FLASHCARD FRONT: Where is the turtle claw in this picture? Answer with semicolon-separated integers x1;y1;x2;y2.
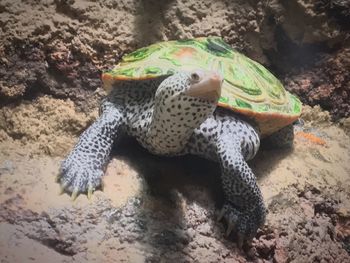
100;179;105;191
59;182;68;195
226;221;235;237
217;207;225;222
60;153;105;201
55;174;60;183
218;202;266;248
87;186;94;200
71;188;79;201
237;233;244;249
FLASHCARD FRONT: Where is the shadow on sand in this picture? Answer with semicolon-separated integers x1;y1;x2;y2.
110;136;293;257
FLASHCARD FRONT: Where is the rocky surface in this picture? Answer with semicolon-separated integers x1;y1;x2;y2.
1;0;350;262
1;0;349;117
285;47;350;119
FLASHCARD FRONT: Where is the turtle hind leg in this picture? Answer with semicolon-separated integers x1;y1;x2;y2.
261;124;294;149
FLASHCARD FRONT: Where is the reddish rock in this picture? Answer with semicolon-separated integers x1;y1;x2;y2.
285;47;350;119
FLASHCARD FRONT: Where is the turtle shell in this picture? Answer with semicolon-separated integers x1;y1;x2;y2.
102;37;302;136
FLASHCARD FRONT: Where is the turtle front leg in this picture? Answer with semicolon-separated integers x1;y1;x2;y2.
216;133;266;247
59;102;123;199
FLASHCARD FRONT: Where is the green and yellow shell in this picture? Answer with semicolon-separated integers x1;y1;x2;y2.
102;37;302;136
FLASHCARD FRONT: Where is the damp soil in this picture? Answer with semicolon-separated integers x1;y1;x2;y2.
1;0;350;262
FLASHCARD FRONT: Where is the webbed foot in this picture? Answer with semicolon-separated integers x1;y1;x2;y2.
217;202;266;248
58;153;104;200
57;106;122;200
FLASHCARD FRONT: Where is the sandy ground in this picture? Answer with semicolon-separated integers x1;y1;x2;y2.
0;97;350;262
1;0;350;262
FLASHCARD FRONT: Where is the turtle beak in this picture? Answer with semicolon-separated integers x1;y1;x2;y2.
184;71;223;101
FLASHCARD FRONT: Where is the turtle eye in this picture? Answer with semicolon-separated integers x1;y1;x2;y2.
190;72;201;83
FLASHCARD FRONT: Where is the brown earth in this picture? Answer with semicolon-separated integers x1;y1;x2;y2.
1;0;349;117
0;97;350;262
1;0;350;262
284;47;350;120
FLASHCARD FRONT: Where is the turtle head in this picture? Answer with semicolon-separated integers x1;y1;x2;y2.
147;70;223;155
156;69;222;104
184;70;223;101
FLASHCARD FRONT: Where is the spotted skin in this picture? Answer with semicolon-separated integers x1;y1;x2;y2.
60;72;292;245
184;109;265;241
60;104;122;194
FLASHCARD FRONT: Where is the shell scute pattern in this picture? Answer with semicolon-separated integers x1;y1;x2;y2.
123;44;161;62
102;37;302;135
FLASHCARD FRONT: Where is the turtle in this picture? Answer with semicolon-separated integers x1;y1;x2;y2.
59;37;302;246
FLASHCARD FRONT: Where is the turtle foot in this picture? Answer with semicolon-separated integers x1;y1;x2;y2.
58;154;104;200
217;202;266;248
